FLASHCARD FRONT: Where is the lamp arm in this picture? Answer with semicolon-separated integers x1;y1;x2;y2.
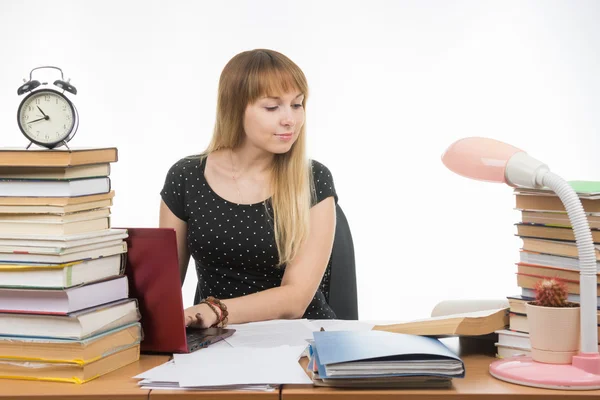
542;172;598;354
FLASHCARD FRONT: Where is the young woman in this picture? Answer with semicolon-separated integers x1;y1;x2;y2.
159;49;338;328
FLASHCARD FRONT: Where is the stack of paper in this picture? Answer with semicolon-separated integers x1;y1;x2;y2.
134;344;311;390
224;319;317;348
134;319;385;391
307;330;465;388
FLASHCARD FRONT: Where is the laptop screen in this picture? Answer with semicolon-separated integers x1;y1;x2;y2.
122;227;189;353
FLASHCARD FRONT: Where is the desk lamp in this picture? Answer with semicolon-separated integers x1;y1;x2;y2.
442;137;600;390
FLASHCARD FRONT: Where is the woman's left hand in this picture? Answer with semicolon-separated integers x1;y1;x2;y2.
184;303;219;328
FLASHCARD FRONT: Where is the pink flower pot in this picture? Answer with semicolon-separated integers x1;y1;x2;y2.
526;302;580;364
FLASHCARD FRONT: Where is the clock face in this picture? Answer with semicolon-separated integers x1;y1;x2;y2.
17;89;75;146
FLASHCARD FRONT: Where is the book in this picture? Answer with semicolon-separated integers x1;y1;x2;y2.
0;228;126;248
0;241;126;263
0;198;112;215
507;295;528;314
0;163;110;180
0;238;123;256
0;191;114;207
495;344;531;359
509;312;529;333
0;177;111;197
515;194;600;213
307;331;464;388
509;294;600;313
373;299;509;337
0;208;110;224
521;210;600;229
517;223;600;243
519;250;600;271
0;344;139;383
508;312;600;338
515;181;600;199
517;263;600;284
0;254;125;288
0;217;110;237
0;238;124;256
0;148;117;167
0;298;140;339
495;329;530;349
0;322;141;363
516;273;600;296
521;237;600;261
521;287;600;306
0;276;129;314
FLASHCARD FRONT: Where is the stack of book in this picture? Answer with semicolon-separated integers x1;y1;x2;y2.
495;181;600;358
307;330;464;388
0;147;141;383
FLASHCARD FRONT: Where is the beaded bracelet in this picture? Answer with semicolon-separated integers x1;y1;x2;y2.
199;299;221;324
199;297;229;327
206;296;229;327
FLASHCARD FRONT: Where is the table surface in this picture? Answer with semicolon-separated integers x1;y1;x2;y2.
3;338;600;400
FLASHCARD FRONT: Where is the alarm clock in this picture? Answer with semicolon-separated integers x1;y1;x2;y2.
17;66;79;150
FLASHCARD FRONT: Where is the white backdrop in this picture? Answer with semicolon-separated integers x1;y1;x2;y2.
1;0;599;321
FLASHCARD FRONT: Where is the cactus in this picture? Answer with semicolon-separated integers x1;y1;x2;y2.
533;277;570;307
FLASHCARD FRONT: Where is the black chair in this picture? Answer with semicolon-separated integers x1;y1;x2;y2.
194;203;359;319
327;203;358;320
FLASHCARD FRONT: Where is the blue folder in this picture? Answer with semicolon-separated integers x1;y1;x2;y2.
312;330;465;379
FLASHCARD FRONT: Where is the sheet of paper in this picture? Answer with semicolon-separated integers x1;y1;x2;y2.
173;345;313;387
224;319;317;348
140;381;277;392
134;359;177;381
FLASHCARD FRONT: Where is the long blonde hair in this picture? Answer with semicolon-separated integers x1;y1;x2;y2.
202;49;312;267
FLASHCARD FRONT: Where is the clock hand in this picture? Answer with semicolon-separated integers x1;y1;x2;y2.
27;116;50;124
37;106;48;117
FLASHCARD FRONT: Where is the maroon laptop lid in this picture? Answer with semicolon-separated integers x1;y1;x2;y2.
122;227;188;353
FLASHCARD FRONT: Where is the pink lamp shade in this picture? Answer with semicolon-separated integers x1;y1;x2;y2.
441;137;523;184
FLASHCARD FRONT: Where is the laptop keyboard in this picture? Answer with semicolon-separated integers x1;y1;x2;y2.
186;329;212;351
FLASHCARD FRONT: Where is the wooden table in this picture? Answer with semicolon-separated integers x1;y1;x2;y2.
4;339;600;399
0;355;169;400
149;389;279;400
281;337;600;400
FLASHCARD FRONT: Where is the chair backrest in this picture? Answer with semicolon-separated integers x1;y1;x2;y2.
327;203;359;319
194;203;359;319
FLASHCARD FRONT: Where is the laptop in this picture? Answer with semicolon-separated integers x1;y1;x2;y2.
121;227;235;353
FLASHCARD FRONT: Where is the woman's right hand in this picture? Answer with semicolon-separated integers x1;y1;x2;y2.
183;303;219;328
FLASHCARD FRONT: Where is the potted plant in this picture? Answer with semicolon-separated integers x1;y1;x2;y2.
525;277;580;364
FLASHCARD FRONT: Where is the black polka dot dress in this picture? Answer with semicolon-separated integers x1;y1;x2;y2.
160;156;338;319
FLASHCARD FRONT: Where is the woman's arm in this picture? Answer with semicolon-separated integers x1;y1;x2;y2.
159;200;191;285
189;196;337;326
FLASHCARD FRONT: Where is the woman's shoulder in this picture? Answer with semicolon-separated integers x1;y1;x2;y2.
166;154;205;174
310;159;334;177
309;159;338;205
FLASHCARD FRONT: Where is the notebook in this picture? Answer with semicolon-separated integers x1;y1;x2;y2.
121;227;235;353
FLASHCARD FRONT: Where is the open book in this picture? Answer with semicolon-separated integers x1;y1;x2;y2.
372;299;509;337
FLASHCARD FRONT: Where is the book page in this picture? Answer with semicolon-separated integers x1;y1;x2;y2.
430;299;509;318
